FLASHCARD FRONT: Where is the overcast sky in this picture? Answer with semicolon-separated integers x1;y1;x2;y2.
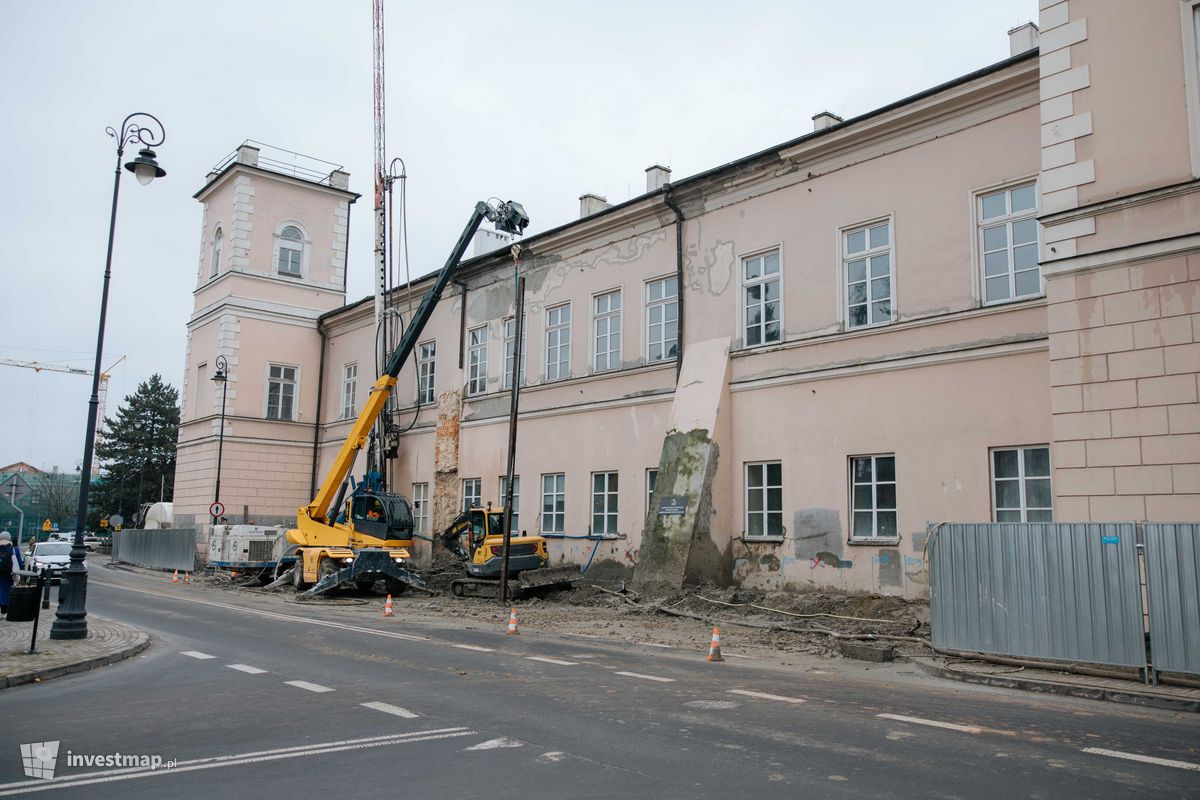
0;0;1037;471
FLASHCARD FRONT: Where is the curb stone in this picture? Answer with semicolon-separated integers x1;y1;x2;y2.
0;628;152;690
913;657;1200;714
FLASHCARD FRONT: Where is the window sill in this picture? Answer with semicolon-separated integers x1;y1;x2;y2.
740;536;785;544
847;537;901;547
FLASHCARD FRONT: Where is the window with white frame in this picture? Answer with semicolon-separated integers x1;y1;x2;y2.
743;250;781;346
266;364;297;421
646;277;678;363
992;446;1052;522
467;326;488;396
850;455;897;540
744;462;783;538
417;341;436;404
462;477;481;512
499;475;520;532
979;183;1039;304
277;225;304;277
844;220;892;328
646;468;658;514
593;290;622;372
503;316;526;389
412;482;429;536
541;473;565;533
592;472;619;534
545;303;571;381
211;228;223;278
341;363;357;420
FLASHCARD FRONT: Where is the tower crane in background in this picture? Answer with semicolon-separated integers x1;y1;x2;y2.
0;356;126;444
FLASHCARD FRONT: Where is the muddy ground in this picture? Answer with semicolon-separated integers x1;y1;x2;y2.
205;568;932;661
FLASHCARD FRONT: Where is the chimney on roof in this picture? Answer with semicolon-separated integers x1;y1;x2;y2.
328;169;350;190
645;165;671;193
1008;22;1039;56
236;143;260;167
812;111;843;132
579;193;611;218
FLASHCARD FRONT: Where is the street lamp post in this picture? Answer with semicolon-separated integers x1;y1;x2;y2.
51;113;165;641
211;355;230;526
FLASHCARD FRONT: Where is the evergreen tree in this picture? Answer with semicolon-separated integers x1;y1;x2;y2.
91;374;180;526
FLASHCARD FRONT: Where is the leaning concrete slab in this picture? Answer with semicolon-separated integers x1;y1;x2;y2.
634;337;733;590
0;608;150;689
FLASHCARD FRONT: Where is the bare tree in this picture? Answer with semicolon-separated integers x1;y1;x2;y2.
41;468;81;529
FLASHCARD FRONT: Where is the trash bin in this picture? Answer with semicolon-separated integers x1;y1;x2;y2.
5;584;38;622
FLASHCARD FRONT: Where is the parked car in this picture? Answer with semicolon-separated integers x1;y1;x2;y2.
29;541;86;583
82;534;103;551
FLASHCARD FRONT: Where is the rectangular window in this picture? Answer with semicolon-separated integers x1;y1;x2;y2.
744;462;783;538
462;477;481;512
499;475;520;532
541;473;565;533
278;247;302;277
467;326;488;396
645;277;678;363
743;250;781;347
979;183;1040;304
593;290;622;372
850;455;897;541
417;341;436;404
844;221;892;329
503;316;526;390
545;303;571;381
592;471;619;534
992;446;1052;522
412;482;429;536
646;468;658;514
341;363;357;420
266;364;297;421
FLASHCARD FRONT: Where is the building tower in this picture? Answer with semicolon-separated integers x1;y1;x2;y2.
174;143;358;534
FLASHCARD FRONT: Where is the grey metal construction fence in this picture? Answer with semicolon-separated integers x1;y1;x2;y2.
929;522;1200;682
113;528;197;572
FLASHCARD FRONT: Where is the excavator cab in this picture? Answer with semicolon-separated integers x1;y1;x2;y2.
348;492;414;547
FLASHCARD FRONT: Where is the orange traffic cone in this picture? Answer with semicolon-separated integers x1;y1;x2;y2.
706;626;724;662
171;569;180;584
506;607;519;635
184;571;191;584
383;594;394;617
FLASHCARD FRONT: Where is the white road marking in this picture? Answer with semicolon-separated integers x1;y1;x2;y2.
451;644;495;652
180;651;215;660
615;671;675;683
466;737;524;751
226;664;267;674
361;701;419;718
723;653;758;660
876;713;982;734
92;580;427;641
538;751;567;763
525;656;578;666
564;632;601;639
0;729;474;797
728;689;807;704
1081;748;1200;772
636;641;675;649
285;680;334;693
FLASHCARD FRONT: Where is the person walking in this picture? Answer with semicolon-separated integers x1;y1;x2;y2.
0;531;24;616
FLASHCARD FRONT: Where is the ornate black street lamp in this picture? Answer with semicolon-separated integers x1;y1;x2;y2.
211;355;229;526
52;113;165;640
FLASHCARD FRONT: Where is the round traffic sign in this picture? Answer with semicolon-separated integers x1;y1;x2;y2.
209;501;225;518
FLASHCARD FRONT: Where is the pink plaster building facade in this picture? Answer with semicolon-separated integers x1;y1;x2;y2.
173;1;1200;597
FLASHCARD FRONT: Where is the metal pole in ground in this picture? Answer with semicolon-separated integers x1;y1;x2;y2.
499;269;525;605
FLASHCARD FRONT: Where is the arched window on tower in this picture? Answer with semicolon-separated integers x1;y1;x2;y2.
277;225;304;277
211;228;223;278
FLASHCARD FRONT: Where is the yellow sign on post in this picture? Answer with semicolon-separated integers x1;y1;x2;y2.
41;519;52;532
100;518;109;528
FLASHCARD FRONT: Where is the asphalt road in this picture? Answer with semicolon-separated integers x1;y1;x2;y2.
1;563;1197;799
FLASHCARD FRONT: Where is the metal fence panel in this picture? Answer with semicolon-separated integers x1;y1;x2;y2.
930;522;1146;671
1144;523;1200;678
113;529;196;572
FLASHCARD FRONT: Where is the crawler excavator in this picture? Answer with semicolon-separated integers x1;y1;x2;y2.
288;199;529;595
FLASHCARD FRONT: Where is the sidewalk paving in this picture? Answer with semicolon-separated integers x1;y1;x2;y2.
0;605;150;689
914;656;1200;713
